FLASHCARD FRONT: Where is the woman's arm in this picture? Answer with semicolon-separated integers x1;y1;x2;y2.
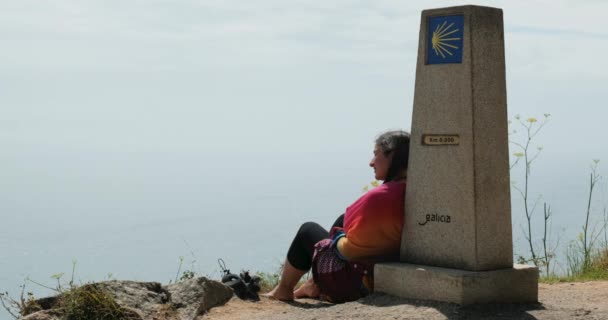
335;237;351;260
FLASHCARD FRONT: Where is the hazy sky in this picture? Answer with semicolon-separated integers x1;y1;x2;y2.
1;1;608;287
3;0;607;202
2;0;607;157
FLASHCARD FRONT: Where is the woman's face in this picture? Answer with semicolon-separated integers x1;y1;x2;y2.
369;145;392;181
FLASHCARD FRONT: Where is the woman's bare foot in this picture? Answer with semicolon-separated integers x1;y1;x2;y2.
262;284;294;301
293;278;320;299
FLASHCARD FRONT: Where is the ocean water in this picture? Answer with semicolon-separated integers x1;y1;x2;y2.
0;149;371;304
1;149;605;320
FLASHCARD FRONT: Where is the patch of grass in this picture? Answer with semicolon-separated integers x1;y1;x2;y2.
256;270;281;293
539;275;566;284
576;248;608;280
20;296;43;317
255;263;309;293
541;248;608;283
540;270;608;284
5;282;139;320
0;287;43;319
256;262;283;293
58;284;138;320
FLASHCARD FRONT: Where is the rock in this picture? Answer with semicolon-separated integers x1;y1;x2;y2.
21;309;61;320
18;295;59;317
20;278;231;320
100;280;169;319
165;277;233;320
32;296;58;311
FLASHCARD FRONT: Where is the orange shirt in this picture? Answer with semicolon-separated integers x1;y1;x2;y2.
337;181;405;261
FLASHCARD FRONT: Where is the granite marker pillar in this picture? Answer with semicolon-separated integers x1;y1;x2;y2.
375;5;538;304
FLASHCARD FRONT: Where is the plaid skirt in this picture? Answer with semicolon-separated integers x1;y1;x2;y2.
311;237;374;303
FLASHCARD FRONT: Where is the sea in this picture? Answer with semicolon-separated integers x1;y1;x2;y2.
1;149;605;320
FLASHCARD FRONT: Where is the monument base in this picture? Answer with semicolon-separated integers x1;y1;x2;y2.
374;263;538;305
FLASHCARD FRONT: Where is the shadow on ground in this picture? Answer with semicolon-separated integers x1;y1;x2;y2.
359;293;545;320
284;299;335;309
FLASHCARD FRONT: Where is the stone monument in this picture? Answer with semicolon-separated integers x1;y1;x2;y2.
374;5;538;304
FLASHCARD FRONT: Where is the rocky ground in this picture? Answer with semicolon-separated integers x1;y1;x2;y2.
202;281;608;320
20;278;234;320
17;279;608;319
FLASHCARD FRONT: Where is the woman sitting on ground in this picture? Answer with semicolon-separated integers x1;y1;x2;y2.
264;130;410;302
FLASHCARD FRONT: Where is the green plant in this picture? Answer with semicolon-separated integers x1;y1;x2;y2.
564;160;605;278
171;241;201;283
510;114;552;269
180;270;197;281
565;241;608;281
58;284;138;320
540;202;559;276
171;255;200;283
582;160;602;271
362;180;380;192
0;260;132;320
256;264;283;293
0;284;41;319
255;262;309;293
602;207;608;249
1;261;80;318
173;256;186;284
508;116;608;282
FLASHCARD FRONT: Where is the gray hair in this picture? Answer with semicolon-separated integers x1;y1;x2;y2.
375;130;411;182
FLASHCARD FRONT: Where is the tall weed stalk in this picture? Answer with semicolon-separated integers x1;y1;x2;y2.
510;114;551;268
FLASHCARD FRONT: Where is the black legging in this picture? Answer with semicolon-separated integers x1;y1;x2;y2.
287;214;344;271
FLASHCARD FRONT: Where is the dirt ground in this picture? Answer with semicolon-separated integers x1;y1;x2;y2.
200;281;608;320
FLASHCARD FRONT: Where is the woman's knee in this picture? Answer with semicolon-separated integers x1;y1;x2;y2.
295;221;329;245
298;221;322;234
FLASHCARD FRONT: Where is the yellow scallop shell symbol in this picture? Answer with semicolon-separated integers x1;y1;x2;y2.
431;21;461;58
